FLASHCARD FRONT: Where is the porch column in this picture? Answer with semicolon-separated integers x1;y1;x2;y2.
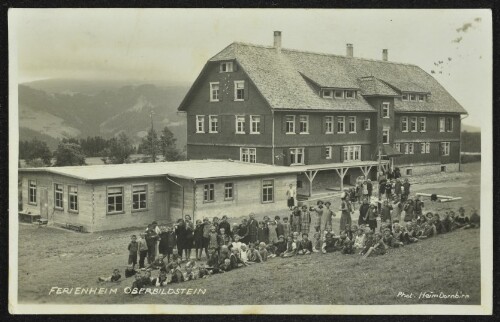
303;170;319;197
359;165;373;179
334;167;348;191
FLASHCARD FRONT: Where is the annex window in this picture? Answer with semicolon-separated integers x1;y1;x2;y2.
348;116;356;133
299;115;309;134
210;82;220;102
404;143;414;155
381;102;390;118
203;184;215;203
334;90;344;99
419;117;426;132
262;179;274;203
224;183;234;201
345;90;356;99
196;115;205;133
363;118;371;130
420;142;431;154
394;143;401;152
220;61;233;73
406;169;413;176
418;94;425;102
28;180;37;205
250;115;261;134
107;187;123;214
401;116;409;132
132;185;147;211
410;117;418;132
68;185;78;213
342;145;361;162
325;146;333;159
234;81;245;101
209;115;219;133
289;148;305;165
409;94;416;101
337;116;345;133
439;117;446;132
235;115;245;134
446;117;453;132
285;115;295;134
322;90;333;98
402;93;409;101
54;184;63;209
441;142;450;156
325;116;334;133
240;148;257;163
382;127;390;144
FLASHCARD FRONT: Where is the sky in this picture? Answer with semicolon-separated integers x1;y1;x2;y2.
9;9;492;128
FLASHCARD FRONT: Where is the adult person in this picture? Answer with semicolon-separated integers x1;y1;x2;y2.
275;216;285;237
174;218;187;261
184;214;194;261
151;221;161;257
358;198;370;226
339;195;353;232
290;206;302;233
366;179;373;199
247;213;259;243
219;215;232;238
239;218;249;244
145;224;159;264
402;178;411;202
286;184;296;210
392;196;403;223
394;178;402;201
378;173;387;201
321;201;335;234
414;195;424;218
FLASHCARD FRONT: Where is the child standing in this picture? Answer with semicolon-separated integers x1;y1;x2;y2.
127;235;139;269
268;221;279;244
137;233;149;269
257;221;267;245
208;226;219;254
290;206;302;234
300;205;312;235
194;219;204;260
283;217;291;238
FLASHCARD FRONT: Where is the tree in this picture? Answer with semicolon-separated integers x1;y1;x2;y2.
53;142;86;166
159;126;183;161
138;128;161;162
19;138;52;166
101;133;135;164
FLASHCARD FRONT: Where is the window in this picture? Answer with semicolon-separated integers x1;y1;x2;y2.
439;117;446;132
420;143;426;154
381;102;390;118
132;185;147;211
409;94;416;101
203;184;215;203
419;142;431;154
297;180;303;189
348;116;356;133
290;148;305;165
382;127;390;144
209;115;218;133
342;145;361;162
28;180;37;205
410;117;418;132
441;165;447;172
404;143;414;154
224;183;234;200
220;61;233;73
446;117;453;132
402;93;408;101
325;146;333;159
250;116;261;134
236;115;245;134
325;116;334;133
345;90;356;99
419;117;426;132
425;142;431;153
441;142;450;156
234;81;245;101
334;90;344;99
337;116;345;133
262;179;274;203
54;184;63;209
240;148;256;163
406;169;413;176
401;116;409;132
210;82;219;102
418;94;425;102
68;186;78;212
394;143;401;152
107;187;123;214
363;118;371;130
299;115;309;134
322;90;333;98
196;115;205;133
285;115;295;134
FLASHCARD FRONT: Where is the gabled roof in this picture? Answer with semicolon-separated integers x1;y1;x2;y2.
179;42;467;114
19;160;300;182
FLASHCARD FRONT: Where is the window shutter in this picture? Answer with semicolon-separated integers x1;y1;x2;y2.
219;115;223;133
321;116;326;134
323;146;328;159
204;115;209;133
245;115;250;134
260;115;265;134
233;61;238;72
244;81;249;101
283;148;290;166
295;116;301;134
304;148;309;165
282;115;287;134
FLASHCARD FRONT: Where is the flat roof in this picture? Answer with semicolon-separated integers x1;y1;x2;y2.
291;160;389;172
18;160;301;182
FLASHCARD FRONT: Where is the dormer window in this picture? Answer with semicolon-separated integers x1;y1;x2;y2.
322;90;333;98
409;94;416;101
345;90;356;99
220;61;233;73
334;90;344;99
403;92;427;102
418;94;425;102
402;93;409;101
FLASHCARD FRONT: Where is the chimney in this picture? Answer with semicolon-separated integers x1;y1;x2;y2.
346;43;353;57
273;31;282;53
382;49;388;61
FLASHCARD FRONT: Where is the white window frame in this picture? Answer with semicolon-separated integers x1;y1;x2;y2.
209;115;219;133
325;116;334;134
409;94;416;101
418;94;425;102
285;115;296;134
224;183;234;201
408;143;414;154
337;116;345;133
402;93;409;101
322;90;333;98
68;185;78;213
219;61;234;73
425;142;431;153
334;90;344;99
381;102;390;118
107;186;124;215
439;117;446;132
420;143;426;154
363;118;371;130
345;90;356;99
289;148;305;165
441;142;450;156
203;184;215;203
299;115;309;134
446;117;454;132
325;146;332;159
410;117;418;132
240;148;257;163
234;80;245;101
235;115;245;134
342;145;361;162
382;127;390;144
401;116;409;132
210;82;219;102
54;183;63;210
419;117;426;132
28;180;37;205
132;184;148;211
348;116;357;133
196;115;205;133
262;179;274;203
394;143;401;152
250;115;261;134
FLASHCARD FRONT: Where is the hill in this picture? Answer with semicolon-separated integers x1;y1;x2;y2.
18;80;190;150
462;124;481;133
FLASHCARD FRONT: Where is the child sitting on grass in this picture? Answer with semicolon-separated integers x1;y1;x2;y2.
353;228;366;250
322;232;338;253
147;254;167;271
274;235;287;256
382;228;403;248
184;267;197;281
98;268;121;282
230;247;247;268
206;248;220;272
454;207;470;229
336;231;354;254
247;243;264;263
362;232;387;258
297;233;313;255
125;265;137;278
281;236;298;258
169;262;185;283
240;244;250;264
258;242;268;261
198;263;210;278
219;258;232;272
152;270;168;286
466;209;480;229
312;232;321;253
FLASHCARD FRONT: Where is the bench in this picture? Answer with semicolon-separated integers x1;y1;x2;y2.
38;218;48;227
65;223;84;232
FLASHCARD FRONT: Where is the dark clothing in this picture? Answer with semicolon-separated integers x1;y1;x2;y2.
403;182;411;195
218;220;232;237
415;200;424;216
274;240;287;256
276;222;285;238
380;205;393;222
358;203;370;225
125;268;137;278
175;222;187;254
128;241;139;255
170;269;185;284
139;250;148;268
298;240;313;253
394;181;402;194
184;221;194;250
194;224;204;248
145;229;159;263
367;181;373;196
128;254;137;265
110;274;121;282
247;219;259;243
257;227;268;244
379;179;387;194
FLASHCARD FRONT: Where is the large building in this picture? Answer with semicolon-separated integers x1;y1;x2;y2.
178;31;467;193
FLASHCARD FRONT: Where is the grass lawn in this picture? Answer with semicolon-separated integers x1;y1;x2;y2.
17;162;481;305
